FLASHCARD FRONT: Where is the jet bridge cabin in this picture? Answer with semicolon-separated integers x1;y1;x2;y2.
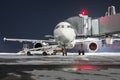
98;13;120;35
92;13;120;35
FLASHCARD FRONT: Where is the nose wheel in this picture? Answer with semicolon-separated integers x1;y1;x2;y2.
62;48;67;56
62;44;67;56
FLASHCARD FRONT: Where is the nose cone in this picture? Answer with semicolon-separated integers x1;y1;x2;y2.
54;28;76;44
54;22;76;45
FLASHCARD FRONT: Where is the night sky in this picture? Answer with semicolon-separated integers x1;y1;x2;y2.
0;0;120;52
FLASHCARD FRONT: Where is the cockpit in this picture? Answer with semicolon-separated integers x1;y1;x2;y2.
55;22;73;29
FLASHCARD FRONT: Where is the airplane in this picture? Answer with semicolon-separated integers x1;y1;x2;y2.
3;6;120;56
3;21;120;56
3;21;96;56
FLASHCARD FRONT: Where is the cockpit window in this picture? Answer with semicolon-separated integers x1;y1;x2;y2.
67;26;72;28
55;25;64;29
56;25;73;29
61;25;64;28
55;26;59;29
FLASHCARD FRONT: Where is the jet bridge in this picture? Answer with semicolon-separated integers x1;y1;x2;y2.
99;13;120;35
66;13;120;36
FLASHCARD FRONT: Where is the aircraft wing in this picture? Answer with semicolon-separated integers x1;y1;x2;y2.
3;37;56;43
75;38;100;43
75;37;120;45
112;38;120;41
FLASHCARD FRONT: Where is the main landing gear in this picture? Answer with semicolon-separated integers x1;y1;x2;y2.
78;50;85;55
78;43;85;55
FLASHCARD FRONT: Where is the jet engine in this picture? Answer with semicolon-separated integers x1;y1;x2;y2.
33;43;42;48
33;42;48;48
87;42;98;52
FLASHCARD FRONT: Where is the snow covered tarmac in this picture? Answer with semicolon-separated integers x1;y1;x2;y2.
0;52;120;80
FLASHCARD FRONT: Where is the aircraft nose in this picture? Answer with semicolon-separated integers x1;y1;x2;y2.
54;28;76;44
54;21;76;45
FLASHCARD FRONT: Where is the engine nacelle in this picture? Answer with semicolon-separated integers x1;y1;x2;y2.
33;42;49;48
33;43;43;48
87;42;98;52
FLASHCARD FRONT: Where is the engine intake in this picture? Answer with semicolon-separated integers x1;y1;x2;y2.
88;42;98;52
33;43;42;48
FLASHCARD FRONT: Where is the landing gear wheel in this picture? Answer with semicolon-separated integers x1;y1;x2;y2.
27;51;33;56
65;51;67;56
42;52;47;56
78;50;85;55
53;50;57;55
82;50;85;55
62;50;67;56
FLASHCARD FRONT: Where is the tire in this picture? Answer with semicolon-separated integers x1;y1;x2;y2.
42;52;47;56
65;51;67;56
78;50;85;55
27;51;33;56
62;51;67;56
78;50;81;55
82;50;85;55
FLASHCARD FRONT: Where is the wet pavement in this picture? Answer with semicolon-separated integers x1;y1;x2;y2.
0;54;120;80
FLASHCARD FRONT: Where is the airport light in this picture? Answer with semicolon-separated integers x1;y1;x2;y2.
80;9;87;15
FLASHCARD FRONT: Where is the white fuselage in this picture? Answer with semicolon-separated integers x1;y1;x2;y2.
54;22;76;47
